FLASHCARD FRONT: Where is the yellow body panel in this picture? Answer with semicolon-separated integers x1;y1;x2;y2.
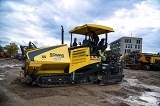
26;44;70;74
33;45;70;62
138;54;160;64
69;47;101;73
151;56;160;63
69;47;90;73
138;55;148;63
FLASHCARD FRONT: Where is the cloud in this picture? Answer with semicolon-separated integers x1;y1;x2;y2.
94;0;160;53
0;0;160;53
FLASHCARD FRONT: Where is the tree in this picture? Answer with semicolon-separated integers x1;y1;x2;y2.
104;50;114;55
4;43;19;54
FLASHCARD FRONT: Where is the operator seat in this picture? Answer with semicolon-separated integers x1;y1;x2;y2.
90;38;106;56
98;38;105;46
83;39;90;46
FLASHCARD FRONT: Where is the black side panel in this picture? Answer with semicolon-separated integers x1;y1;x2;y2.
74;63;100;73
28;45;65;61
37;75;71;85
101;75;124;84
75;67;102;81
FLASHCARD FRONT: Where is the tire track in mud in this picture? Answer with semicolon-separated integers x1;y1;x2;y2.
0;85;30;106
77;85;98;97
77;85;131;106
8;78;70;100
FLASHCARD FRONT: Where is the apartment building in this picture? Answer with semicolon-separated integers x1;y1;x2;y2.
110;37;142;55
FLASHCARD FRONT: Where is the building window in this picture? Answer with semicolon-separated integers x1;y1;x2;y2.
126;44;133;48
125;49;131;54
128;44;130;48
135;45;137;49
125;39;131;43
138;45;140;49
137;40;140;44
125;39;129;43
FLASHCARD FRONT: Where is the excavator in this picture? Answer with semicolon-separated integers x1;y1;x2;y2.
20;24;124;87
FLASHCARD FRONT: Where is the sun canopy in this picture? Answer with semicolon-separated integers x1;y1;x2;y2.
69;24;114;35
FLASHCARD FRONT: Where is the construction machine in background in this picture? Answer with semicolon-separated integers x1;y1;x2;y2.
20;24;124;87
138;53;160;71
0;50;10;58
120;51;160;71
120;51;140;70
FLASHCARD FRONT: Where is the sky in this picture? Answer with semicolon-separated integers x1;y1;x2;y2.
0;0;160;53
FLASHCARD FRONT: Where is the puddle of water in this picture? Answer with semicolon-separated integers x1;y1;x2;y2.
125;92;160;106
0;64;22;68
0;73;5;77
124;78;160;92
147;92;160;98
140;92;160;105
0;72;7;81
125;78;139;86
139;84;160;92
123;78;160;106
0;77;4;80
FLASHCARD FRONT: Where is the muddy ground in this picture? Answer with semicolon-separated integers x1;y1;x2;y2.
0;58;160;106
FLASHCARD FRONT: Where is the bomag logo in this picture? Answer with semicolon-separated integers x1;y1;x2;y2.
50;53;64;58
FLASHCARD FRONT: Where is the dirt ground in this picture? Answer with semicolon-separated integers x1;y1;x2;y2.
0;58;160;106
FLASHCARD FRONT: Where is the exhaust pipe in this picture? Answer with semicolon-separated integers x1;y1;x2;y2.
61;25;64;44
